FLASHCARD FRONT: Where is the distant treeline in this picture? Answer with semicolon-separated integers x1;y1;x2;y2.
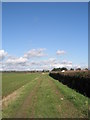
52;67;68;71
0;67;88;73
49;71;90;98
1;70;49;73
52;67;88;71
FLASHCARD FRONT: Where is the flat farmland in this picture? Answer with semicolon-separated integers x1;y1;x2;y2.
2;73;39;98
2;72;89;118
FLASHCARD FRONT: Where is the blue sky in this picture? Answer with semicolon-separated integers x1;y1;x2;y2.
0;2;88;70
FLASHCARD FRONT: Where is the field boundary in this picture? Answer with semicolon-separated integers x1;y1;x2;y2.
49;72;90;97
2;85;24;108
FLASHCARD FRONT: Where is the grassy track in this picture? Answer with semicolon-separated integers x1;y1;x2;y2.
2;73;89;118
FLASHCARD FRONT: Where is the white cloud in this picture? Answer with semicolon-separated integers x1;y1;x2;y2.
41;58;56;65
56;50;66;55
6;57;28;64
61;60;72;65
31;58;73;70
2;57;73;71
73;64;81;69
24;48;47;58
0;49;86;71
0;50;8;60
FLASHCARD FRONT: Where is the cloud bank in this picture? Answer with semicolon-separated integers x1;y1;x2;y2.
0;49;86;71
24;48;47;58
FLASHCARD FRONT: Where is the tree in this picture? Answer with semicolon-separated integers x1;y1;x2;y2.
52;67;68;71
52;68;61;71
84;68;88;70
70;68;74;71
61;67;68;71
76;68;81;71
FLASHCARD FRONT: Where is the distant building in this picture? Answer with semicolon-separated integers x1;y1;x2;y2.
61;70;65;72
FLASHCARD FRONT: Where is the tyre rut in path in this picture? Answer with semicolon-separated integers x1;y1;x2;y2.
15;77;41;118
9;74;87;118
27;74;85;118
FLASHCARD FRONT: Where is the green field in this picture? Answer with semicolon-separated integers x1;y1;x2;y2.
2;73;89;118
2;73;38;97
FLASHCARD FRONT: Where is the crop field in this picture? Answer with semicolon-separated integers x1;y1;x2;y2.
2;73;39;98
2;72;89;118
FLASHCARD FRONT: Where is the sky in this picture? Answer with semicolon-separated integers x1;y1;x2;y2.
0;2;88;71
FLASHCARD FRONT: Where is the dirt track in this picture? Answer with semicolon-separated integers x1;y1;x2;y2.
2;74;88;118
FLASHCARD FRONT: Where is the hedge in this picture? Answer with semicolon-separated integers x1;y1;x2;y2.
49;71;90;97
